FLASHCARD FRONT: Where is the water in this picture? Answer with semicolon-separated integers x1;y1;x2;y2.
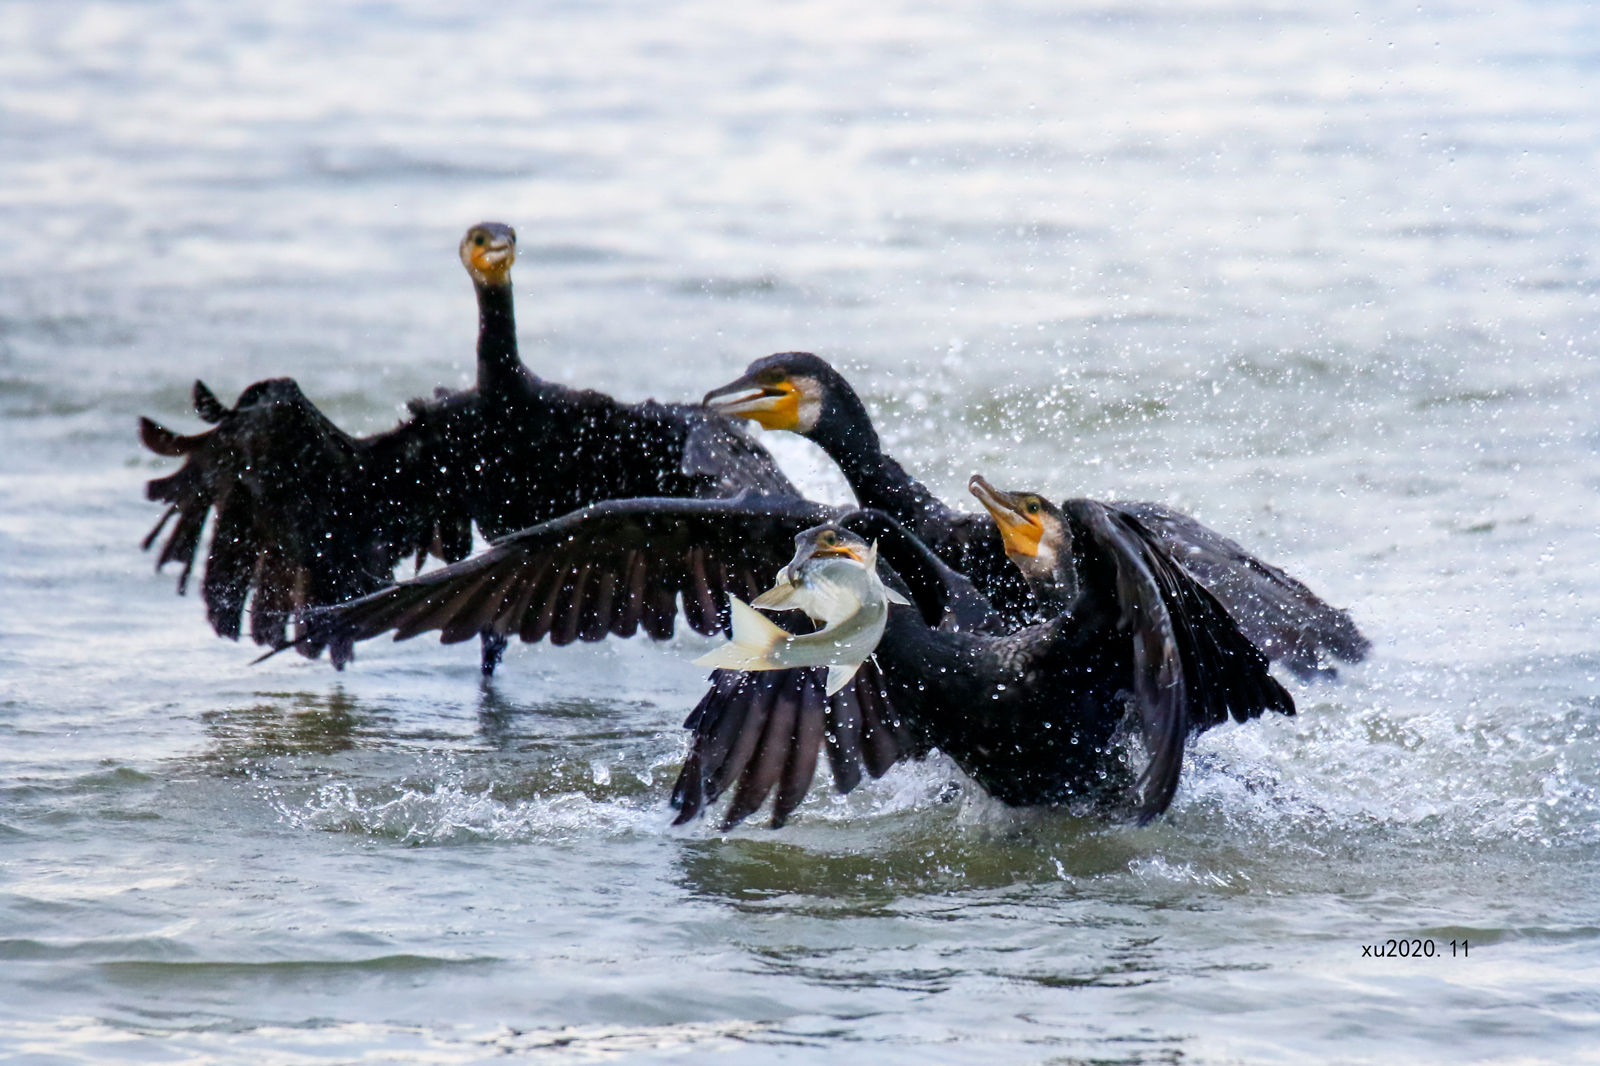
2;0;1598;1061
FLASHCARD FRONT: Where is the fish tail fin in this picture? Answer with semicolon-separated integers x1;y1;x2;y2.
825;662;863;696
692;597;791;670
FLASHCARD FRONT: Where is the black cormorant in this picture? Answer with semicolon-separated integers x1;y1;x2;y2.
676;502;1292;825
702;351;1368;677
141;223;794;670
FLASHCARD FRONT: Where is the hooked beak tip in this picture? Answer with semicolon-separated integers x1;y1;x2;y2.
968;474;1012;513
702;375;755;407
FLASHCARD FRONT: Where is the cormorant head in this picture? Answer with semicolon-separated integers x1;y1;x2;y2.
702;353;870;447
968;475;1075;602
778;523;875;584
799;524;872;562
459;222;517;288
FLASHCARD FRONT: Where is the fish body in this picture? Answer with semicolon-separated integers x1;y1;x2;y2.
694;532;908;695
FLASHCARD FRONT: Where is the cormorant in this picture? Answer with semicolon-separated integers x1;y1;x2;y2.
140;223;794;670
702;351;1369;678
297;479;1295;827
679;499;1292;825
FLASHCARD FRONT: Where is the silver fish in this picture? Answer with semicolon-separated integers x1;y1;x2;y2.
694;525;910;695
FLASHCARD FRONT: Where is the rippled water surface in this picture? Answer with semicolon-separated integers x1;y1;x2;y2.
3;1;1599;1062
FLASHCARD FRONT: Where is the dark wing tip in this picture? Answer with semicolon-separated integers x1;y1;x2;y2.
1113;501;1371;673
193;381;229;423
1333;619;1373;664
1073;500;1302;825
139;417;198;457
670;663;901;830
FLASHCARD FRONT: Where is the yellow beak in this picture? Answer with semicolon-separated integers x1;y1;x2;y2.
702;375;801;431
968;475;1044;558
462;239;516;287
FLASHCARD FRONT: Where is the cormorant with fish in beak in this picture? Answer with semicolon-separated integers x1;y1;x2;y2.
686;497;1296;823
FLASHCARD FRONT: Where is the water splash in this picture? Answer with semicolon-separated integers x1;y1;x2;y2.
272;766;662;846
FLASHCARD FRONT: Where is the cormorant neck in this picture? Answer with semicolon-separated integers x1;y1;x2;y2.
839;447;951;530
474;282;526;394
1024;566;1081;616
808;392;954;530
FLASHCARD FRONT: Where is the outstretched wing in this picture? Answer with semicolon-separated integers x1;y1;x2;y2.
141;379;474;657
298;494;839;664
670;661;915;830
1113;501;1369;678
1068;500;1295;823
302;499;973;828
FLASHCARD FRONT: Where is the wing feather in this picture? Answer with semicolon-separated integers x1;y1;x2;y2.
704;673;780;809
1067;500;1294;822
438;570;512;644
551;564;593;646
772;679;827;827
297;495;835;662
857;663;906;779
1115;501;1368;678
616;551;648;636
823;683;865;795
671;659;909;829
141;378;473;655
722;671;803;828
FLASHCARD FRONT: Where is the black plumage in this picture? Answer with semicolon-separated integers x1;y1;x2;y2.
140;377;471;659
677;508;1291;826
140;222;793;669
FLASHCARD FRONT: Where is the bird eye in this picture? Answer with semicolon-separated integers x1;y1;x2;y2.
1026;501;1040;514
473;234;486;247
